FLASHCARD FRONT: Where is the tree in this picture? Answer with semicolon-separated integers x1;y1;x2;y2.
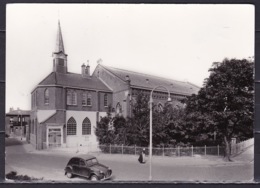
95;105;116;145
185;58;254;161
130;92;150;146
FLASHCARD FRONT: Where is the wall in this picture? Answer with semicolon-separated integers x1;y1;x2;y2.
65;111;100;148
93;65;131;117
131;88;187;109
33;87;56;110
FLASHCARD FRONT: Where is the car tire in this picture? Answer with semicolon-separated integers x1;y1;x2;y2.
66;172;73;178
90;175;98;181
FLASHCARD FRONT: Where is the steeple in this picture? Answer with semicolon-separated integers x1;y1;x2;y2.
55;20;65;53
52;20;68;74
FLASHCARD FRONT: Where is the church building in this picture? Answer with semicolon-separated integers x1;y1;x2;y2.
30;22;113;150
29;22;199;150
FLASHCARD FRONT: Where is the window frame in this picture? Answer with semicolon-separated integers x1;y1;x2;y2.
82;117;91;135
87;93;92;106
104;93;108;107
67;117;77;136
44;88;49;105
82;93;87;106
67;90;77;106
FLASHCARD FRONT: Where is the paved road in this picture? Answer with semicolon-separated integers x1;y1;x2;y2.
5;138;253;182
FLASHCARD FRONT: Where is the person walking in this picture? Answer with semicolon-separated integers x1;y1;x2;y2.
138;148;146;164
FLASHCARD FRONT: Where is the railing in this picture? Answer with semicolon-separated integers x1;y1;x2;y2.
97;144;225;157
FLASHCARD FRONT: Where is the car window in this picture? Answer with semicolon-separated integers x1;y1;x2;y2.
86;160;92;166
91;158;98;164
86;158;98;166
69;158;79;165
79;159;85;166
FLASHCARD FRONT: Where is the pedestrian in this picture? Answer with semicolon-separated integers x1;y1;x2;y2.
138;148;146;164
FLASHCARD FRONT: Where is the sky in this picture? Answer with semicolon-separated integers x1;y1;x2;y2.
6;4;254;112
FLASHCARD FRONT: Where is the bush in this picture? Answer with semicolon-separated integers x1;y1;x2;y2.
6;171;43;181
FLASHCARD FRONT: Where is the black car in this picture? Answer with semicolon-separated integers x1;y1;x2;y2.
64;155;112;181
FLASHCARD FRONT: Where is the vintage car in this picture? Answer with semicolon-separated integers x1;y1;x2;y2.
64;155;112;181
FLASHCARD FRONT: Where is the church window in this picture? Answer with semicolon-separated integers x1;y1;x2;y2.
82;117;91;135
44;89;49;104
87;93;92;106
67;117;77;135
82;93;87;106
104;94;108;107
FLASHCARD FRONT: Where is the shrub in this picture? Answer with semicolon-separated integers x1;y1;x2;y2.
6;171;43;181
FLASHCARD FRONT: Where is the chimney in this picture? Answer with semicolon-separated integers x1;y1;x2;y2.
81;61;90;78
125;75;131;85
9;107;14;112
86;63;90;76
81;63;86;76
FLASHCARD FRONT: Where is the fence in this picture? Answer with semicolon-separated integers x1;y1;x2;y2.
98;144;225;157
231;138;254;155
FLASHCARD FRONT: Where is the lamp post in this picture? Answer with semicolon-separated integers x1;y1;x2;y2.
149;86;171;181
18;110;22;140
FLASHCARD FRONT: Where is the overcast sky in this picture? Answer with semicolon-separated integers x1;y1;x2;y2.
6;4;254;112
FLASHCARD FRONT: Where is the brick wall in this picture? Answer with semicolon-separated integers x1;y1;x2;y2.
93;65;131;116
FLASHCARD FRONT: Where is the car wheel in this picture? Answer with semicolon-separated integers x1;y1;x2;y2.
90;175;98;181
66;172;73;178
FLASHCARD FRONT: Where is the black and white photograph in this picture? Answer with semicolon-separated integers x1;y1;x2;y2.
5;4;254;182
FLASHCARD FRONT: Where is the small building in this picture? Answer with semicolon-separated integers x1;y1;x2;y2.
5;107;30;140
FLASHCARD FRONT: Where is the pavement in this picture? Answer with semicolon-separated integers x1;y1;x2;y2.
5;137;254;183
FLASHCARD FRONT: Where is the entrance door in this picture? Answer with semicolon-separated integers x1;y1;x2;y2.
48;128;61;147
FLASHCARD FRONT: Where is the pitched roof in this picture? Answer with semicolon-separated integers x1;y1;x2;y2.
38;72;112;92
101;65;200;96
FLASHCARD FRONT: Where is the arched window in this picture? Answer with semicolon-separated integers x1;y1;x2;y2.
104;94;108;107
67;117;77;135
87;93;92;106
44;89;49;104
116;103;122;115
82;117;91;135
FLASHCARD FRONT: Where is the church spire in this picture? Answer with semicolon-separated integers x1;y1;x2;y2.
52;20;68;74
55;20;65;53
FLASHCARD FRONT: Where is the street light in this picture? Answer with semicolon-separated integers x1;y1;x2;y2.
149;85;171;181
18;110;22;140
